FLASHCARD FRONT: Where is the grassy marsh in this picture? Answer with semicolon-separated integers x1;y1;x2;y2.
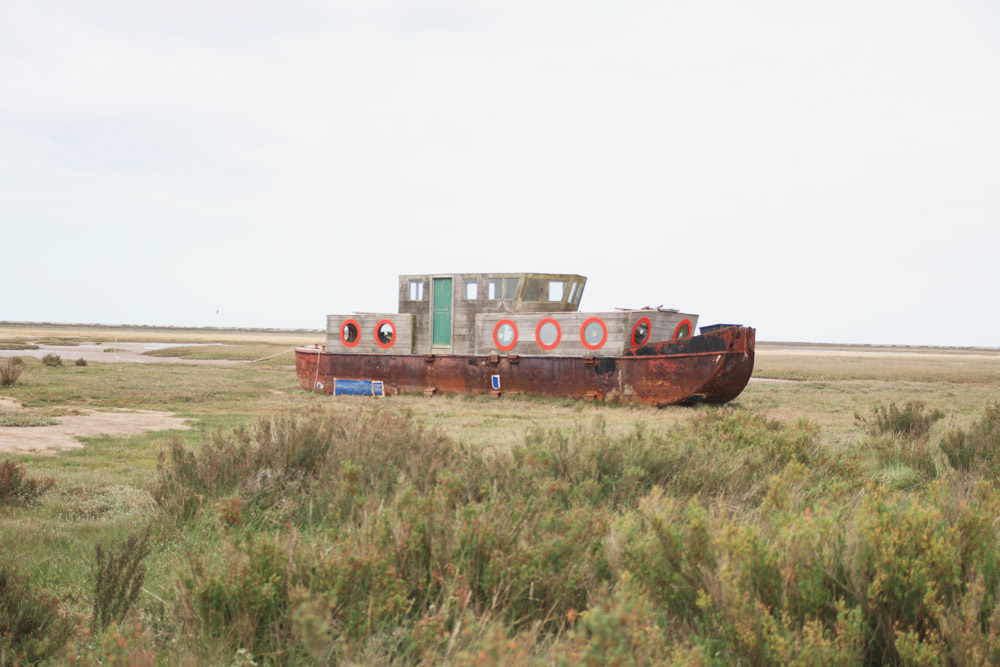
756;341;1000;383
1;323;999;664
142;343;299;365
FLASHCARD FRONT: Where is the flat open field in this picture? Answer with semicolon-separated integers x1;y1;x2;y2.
2;322;999;664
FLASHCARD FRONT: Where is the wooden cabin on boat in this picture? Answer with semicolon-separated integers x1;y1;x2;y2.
325;273;698;358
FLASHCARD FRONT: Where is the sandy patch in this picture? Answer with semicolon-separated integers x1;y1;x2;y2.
0;397;21;412
0;400;190;455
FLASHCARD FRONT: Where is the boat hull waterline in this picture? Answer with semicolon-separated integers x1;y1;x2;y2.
295;325;755;407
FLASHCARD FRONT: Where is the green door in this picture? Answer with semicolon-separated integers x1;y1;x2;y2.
432;278;452;347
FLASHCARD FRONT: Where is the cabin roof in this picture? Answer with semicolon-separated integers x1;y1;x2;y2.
398;272;585;281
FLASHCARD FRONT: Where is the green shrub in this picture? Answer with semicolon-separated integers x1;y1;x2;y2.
826;482;1000;663
511;417;681;510
856;401;944;438
90;528;152;633
0;562;73;663
156;406;1000;664
865;433;943;487
161;409;619;662
41;353;62;368
178;499;610;664
611;471;1000;665
0;460;56;506
177;537;411;663
618;485;867;664
151;432;250;521
619;493;718;624
551;584;672;665
0;357;22;387
510;410;824;511
941;403;1000;476
152;409;468;525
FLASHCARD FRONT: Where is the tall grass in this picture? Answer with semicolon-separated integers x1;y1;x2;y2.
855;400;945;437
0;357;22;387
941;402;1000;476
90;528;152;633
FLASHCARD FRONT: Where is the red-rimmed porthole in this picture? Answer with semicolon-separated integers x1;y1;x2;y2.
374;319;396;349
673;319;693;340
580;317;608;350
535;317;562;350
493;319;518;351
340;319;361;348
631;317;652;347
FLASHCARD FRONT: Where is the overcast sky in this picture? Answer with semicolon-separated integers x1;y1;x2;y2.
2;0;998;346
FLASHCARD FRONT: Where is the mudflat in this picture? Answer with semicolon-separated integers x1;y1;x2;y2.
0;397;189;454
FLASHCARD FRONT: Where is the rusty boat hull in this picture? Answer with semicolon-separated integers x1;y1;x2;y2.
296;325;754;407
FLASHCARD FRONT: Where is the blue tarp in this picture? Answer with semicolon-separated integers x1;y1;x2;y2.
333;379;384;397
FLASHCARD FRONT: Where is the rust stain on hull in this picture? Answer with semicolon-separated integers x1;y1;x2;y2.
296;326;755;407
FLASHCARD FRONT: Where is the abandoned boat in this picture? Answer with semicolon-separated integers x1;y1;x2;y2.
295;273;755;407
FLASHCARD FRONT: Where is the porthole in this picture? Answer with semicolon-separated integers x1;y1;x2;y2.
631;317;651;347
493;319;518;351
375;319;396;349
673;319;693;340
580;317;608;350
340;319;360;348
535;318;562;350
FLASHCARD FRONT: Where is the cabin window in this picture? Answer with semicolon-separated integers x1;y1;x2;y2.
673;319;693;340
488;277;520;300
375;320;396;348
631;317;651;346
464;281;478;300
340;319;361;348
547;281;565;302
568;280;583;305
535;317;562;350
580;317;608;350
493;319;518;351
409;280;424;301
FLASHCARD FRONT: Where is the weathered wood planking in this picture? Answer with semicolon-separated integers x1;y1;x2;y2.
474;312;627;356
397;273;586;354
630;311;699;346
474;311;699;357
326;313;415;354
319;274;703;362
